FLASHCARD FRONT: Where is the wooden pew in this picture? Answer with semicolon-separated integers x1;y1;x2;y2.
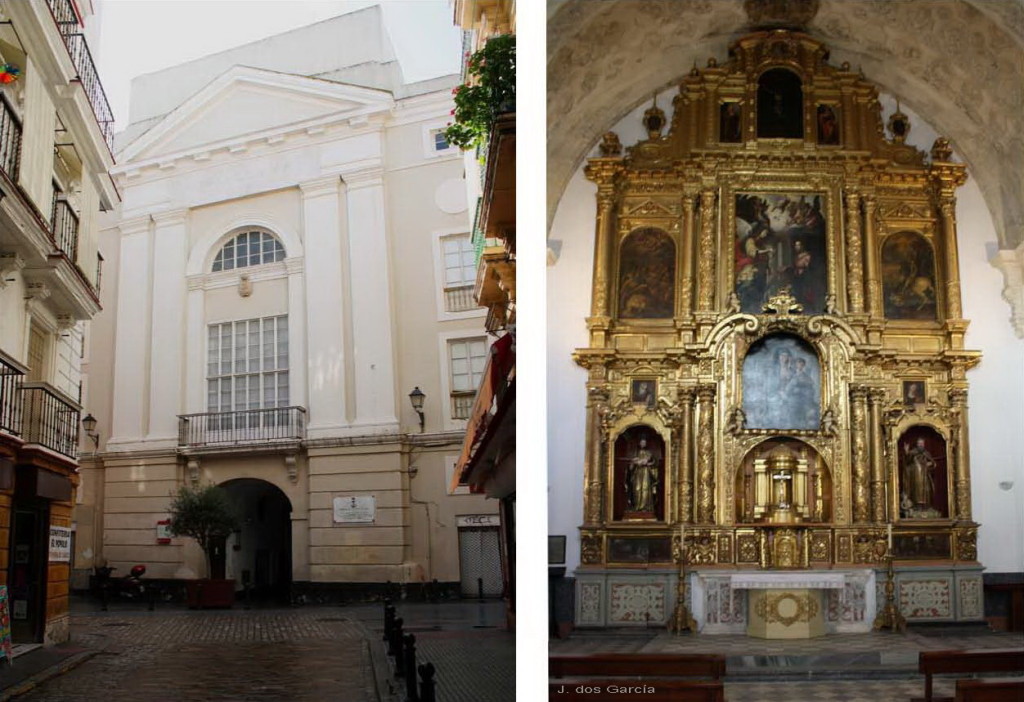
549;654;727;702
918;649;1024;702
954;677;1024;702
549;679;724;701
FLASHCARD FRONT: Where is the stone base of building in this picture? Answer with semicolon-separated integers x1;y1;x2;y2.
288;580;463;605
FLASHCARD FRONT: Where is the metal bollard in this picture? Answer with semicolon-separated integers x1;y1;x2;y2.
403;633;417;701
389;616;403;658
418;662;436;702
147;583;156;612
394;621;406;677
100;583;109;612
383;599;394;642
477;577;484;601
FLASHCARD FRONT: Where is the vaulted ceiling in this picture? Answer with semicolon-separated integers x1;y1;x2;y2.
548;0;1024;252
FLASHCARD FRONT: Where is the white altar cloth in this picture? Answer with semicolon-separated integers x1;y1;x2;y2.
730;572;846;590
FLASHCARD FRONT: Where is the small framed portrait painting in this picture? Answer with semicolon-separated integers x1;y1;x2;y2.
631;379;657;409
903;380;926;406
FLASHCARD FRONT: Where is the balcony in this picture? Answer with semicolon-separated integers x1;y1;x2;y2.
0;95;22;183
177;407;307;452
50;197;79;262
451;391;476;420
45;0;116;153
0;352;26;439
444;284;477;313
20;382;80;459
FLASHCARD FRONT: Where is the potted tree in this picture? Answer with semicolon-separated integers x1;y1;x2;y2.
168;482;241;608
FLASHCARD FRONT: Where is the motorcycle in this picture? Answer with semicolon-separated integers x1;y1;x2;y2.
94;564;148;602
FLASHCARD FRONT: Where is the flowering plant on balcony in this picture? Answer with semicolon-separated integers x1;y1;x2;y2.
444;34;515;151
0;64;20;84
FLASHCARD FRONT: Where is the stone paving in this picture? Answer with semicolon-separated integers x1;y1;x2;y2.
13;599;514;702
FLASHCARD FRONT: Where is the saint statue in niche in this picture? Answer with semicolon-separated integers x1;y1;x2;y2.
617;228;675;318
742;335;821;431
882;232;937;320
898;426;948;519
757;68;803;139
735;193;828;314
614;426;665;520
816;104;840;145
720;101;743;143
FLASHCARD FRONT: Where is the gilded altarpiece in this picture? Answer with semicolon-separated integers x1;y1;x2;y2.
573;30;983;631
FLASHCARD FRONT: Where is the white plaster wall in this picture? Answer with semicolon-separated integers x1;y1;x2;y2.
548;93;1024;576
0;276;28;364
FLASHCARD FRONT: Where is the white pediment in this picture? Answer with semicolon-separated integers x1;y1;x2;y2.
120;66;394;163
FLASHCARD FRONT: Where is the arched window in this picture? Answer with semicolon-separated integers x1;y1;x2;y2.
212;230;285;272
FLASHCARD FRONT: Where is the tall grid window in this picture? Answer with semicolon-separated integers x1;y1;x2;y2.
212;231;285;272
207;316;289;416
441;234;476;313
448;337;487;419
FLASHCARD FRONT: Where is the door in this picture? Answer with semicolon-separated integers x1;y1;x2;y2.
8;500;49;643
458;526;503;598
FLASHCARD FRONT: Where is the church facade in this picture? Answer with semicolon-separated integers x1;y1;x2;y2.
75;8;502;601
548;1;1022;633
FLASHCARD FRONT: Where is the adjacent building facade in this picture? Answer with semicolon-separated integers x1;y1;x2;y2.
0;0;115;643
75;7;502;603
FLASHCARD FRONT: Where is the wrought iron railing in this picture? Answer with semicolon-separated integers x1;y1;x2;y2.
0;95;22;181
451;391;476;420
177;406;307;448
95;252;104;292
444;285;476;313
20;382;80;458
51;198;79;262
0;354;25;437
45;0;116;153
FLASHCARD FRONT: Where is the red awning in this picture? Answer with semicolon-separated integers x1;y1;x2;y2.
451;333;514;491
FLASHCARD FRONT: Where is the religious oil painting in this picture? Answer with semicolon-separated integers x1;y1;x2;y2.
816;104;840;145
607;536;673;564
719;101;742;143
742;334;821;431
882;231;938;320
734;192;828;314
617;227;675;318
631;379;656;409
903;380;926;406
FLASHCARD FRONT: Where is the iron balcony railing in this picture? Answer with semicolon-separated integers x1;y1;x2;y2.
0;95;22;182
450;391;476;420
177;406;307;448
0;354;25;437
51;198;79;262
45;0;116;153
21;382;80;458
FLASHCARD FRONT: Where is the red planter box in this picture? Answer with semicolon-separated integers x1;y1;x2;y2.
185;579;235;609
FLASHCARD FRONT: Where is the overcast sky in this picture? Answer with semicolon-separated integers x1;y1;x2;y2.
95;0;462;128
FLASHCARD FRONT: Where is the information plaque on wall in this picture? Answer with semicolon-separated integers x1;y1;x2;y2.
49;526;71;563
333;496;376;524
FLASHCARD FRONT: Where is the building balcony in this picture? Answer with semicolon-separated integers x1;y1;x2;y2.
45;0;115;154
177;406;307;455
50;197;79;262
444;284;477;313
0;95;22;183
0;351;26;441
451;390;476;420
20;382;80;460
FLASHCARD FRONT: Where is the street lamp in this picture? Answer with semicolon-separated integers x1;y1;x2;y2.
82;413;99;450
408;387;425;433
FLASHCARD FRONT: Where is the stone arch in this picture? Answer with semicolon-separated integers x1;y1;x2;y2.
219;477;294;600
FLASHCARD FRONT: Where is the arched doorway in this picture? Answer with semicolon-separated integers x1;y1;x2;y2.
220;479;292;602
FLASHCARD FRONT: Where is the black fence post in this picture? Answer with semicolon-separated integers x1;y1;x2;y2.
389;616;403;658
147;583;156;611
394;620;406;677
100;582;109;612
404;633;417;701
418;662;436;702
478;577;484;601
383;599;394;643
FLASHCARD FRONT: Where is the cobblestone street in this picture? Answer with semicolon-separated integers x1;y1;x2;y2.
12;599;513;702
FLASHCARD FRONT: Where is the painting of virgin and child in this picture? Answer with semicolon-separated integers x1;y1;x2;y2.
742;335;821;431
734;193;828;314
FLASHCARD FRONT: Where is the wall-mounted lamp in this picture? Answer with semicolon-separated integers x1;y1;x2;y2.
408;387;425;433
82;413;99;450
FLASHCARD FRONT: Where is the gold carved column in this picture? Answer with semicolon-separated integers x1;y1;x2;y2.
844;189;865;313
868;388;887;522
949;387;972;520
695;384;716;524
939;197;963;321
850;384;870;523
583;385;610;526
678;193;696;317
696;189;717;311
862;193;880;316
678;387;697;523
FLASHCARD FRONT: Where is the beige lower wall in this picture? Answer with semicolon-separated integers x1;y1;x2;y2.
73;436;501;587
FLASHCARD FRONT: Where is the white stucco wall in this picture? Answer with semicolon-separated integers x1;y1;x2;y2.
548;93;1024;576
